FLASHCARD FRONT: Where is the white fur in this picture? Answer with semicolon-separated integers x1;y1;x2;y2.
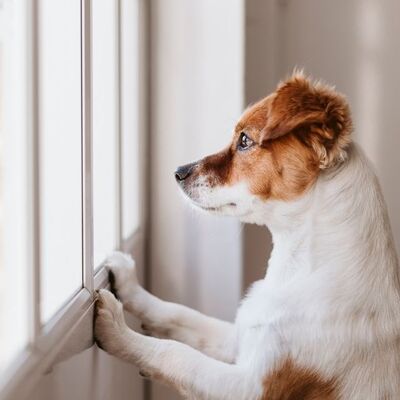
95;143;400;399
178;175;253;218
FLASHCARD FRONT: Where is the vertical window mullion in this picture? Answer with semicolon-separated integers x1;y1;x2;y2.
116;0;123;249
27;0;41;343
81;0;94;293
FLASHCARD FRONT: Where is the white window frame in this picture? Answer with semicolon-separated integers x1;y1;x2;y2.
0;0;149;398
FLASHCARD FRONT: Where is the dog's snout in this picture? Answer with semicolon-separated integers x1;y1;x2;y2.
175;163;196;182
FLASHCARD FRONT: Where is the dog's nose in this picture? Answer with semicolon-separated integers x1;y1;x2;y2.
175;163;195;181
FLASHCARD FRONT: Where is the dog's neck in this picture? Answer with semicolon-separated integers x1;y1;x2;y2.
262;144;400;294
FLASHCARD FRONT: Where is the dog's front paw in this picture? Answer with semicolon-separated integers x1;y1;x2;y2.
104;251;140;303
94;289;129;356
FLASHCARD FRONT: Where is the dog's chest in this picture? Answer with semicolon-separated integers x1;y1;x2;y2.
234;280;292;365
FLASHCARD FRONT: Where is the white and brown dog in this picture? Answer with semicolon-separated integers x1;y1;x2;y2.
94;73;400;399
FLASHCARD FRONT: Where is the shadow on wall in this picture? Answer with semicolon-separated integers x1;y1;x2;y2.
243;0;400;290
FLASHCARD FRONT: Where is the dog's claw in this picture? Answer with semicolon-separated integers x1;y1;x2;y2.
139;370;151;379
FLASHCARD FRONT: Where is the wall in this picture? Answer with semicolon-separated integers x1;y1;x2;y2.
29;339;144;400
149;1;245;399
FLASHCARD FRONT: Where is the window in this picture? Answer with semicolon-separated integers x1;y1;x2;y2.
39;0;83;322
0;0;30;373
0;0;145;397
92;0;141;267
120;0;141;239
92;0;119;268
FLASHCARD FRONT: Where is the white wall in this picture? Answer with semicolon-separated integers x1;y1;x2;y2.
149;1;245;398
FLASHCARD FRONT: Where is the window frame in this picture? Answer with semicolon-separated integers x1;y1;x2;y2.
0;0;149;398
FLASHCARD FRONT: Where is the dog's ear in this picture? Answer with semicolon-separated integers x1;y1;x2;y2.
260;72;353;169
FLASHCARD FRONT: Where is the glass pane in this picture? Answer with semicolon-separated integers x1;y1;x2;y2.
92;0;118;267
39;0;82;322
121;0;140;239
0;0;29;371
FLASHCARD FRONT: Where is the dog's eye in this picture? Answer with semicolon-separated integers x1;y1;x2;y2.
237;132;254;151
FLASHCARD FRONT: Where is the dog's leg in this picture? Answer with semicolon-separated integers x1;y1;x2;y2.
104;252;235;363
95;290;258;400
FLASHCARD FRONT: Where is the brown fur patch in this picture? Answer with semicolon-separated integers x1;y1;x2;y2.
262;358;339;400
228;133;320;200
260;73;352;169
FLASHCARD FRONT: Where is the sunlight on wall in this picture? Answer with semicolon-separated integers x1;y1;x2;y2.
150;0;244;321
356;0;382;161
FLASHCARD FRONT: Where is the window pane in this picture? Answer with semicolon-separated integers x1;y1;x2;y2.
121;0;140;239
39;0;82;322
0;0;29;371
92;0;118;267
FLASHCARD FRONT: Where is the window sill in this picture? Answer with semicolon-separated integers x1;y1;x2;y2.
0;228;144;400
0;287;93;400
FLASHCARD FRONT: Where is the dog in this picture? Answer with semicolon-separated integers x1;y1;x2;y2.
94;72;400;399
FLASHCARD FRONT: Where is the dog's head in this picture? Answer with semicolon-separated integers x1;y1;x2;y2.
175;72;352;221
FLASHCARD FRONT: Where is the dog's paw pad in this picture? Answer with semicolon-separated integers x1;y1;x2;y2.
94;290;128;355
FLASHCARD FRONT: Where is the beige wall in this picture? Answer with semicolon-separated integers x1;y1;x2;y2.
30;332;143;400
149;1;245;399
149;0;245;324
